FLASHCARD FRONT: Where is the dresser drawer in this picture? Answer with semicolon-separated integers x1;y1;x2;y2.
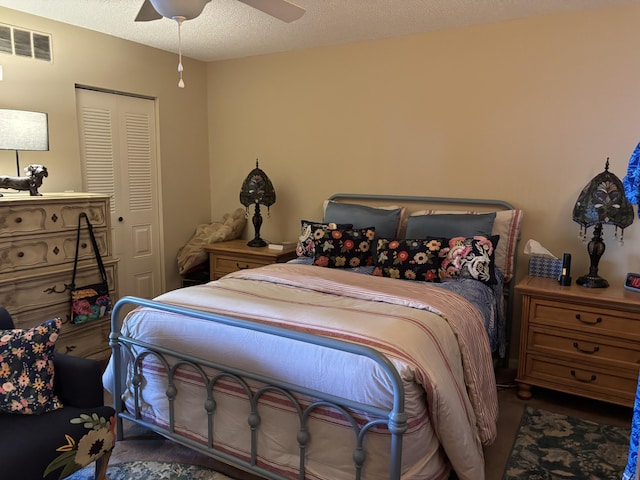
528;325;640;370
56;318;111;360
529;299;640;340
0;260;118;317
0;229;109;273
524;354;636;406
0;198;108;237
212;254;271;277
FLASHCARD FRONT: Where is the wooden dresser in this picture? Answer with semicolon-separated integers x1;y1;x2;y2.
0;193;118;363
204;239;297;280
516;275;640;407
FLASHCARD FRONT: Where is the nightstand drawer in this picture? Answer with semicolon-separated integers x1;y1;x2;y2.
530;299;640;339
528;325;640;370
213;255;271;276
205;240;298;280
524;354;636;406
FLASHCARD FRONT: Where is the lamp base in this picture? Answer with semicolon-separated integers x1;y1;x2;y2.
247;237;267;248
576;274;609;288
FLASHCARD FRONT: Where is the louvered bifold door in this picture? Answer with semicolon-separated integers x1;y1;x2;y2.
76;88;162;299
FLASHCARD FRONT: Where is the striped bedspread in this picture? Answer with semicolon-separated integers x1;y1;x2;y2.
106;263;497;480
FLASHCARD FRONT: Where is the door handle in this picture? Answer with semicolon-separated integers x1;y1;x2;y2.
118;217;124;222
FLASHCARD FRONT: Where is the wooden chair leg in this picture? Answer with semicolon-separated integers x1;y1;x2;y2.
94;450;112;480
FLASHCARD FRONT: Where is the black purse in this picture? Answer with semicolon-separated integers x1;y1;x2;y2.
70;212;111;324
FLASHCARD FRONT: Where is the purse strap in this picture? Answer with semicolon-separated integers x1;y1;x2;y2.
71;212;108;288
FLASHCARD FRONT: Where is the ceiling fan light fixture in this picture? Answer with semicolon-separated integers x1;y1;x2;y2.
134;0;306;88
149;0;210;20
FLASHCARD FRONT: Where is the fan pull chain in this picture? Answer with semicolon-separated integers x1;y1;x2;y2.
174;16;186;88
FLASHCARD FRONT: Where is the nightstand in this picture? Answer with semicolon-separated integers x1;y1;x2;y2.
204;239;297;280
515;275;640;407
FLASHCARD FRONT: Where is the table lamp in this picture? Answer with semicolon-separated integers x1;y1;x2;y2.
0;109;49;176
239;159;276;247
572;158;634;288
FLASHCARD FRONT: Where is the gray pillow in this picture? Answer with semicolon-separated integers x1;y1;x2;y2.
405;212;496;239
324;201;403;238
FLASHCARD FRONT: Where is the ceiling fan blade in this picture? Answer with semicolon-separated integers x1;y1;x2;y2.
238;0;305;23
135;0;163;21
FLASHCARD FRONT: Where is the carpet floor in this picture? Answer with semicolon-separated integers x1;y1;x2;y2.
104;375;634;480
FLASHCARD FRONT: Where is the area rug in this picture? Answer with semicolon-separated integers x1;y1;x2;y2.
503;406;631;480
66;460;234;480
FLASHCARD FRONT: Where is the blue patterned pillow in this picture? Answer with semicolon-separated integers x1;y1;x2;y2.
296;220;353;258
0;318;63;414
439;235;500;285
373;238;443;282
313;227;375;268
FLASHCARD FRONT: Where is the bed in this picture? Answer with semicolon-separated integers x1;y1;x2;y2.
104;194;523;480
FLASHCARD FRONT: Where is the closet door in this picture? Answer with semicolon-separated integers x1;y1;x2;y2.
76;87;163;299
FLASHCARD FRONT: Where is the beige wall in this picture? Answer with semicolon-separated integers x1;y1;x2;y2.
207;4;640;361
0;7;211;290
2;5;640;362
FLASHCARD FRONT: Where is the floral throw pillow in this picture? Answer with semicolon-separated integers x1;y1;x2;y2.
372;238;443;282
439;235;500;285
313;227;375;268
0;317;63;414
296;220;353;258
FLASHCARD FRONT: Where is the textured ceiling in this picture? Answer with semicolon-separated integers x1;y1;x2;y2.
0;0;638;62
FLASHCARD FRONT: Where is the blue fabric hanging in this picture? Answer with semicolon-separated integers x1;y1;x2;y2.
623;372;640;480
623;142;640;212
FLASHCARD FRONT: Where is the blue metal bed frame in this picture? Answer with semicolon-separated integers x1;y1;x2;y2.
109;193;519;479
110;296;408;480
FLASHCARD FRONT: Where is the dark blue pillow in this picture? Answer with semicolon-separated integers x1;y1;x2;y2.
405;212;496;239
324;201;403;238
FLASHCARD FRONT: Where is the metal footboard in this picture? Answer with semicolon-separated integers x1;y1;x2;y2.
109;296;407;480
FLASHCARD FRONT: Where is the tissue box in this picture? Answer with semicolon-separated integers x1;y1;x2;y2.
528;255;562;279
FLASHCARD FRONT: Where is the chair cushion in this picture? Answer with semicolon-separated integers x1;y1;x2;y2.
0;404;115;480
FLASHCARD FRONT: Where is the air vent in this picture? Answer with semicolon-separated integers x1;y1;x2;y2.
0;23;52;62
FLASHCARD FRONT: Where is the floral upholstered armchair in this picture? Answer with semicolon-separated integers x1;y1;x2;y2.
0;307;115;480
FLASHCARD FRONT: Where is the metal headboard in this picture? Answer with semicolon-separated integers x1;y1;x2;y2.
328;193;515;211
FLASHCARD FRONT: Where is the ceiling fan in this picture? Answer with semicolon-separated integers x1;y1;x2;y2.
135;0;305;23
134;0;305;87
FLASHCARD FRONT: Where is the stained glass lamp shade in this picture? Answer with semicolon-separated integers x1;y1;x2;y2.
572;158;634;288
239;160;276;247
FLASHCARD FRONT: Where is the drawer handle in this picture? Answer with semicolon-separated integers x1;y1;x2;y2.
44;283;72;294
575;313;602;325
236;263;250;270
15;217;22;223
17;251;24;258
572;342;600;354
570;370;597;382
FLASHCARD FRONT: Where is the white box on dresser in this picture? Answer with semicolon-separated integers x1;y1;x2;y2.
0;192;118;363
